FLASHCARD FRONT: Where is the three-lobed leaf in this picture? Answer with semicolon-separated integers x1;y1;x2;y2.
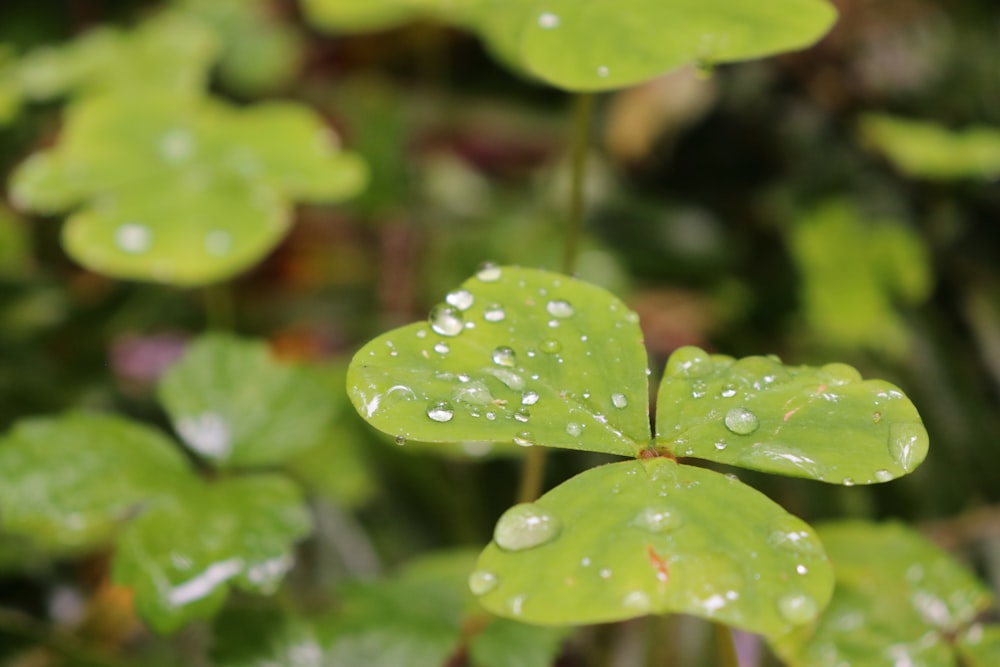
655;346;929;484
472;457;834;635
348;266;650;457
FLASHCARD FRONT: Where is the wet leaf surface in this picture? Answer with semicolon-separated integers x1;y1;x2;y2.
771;521;995;667
473;457;833;636
958;624;1000;667
159;334;336;467
655;346;929;483
347;266;650;457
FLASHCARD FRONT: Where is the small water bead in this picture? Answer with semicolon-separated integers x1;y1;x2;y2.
492;346;516;367
537;11;560;28
714;441;727;451
521;391;539;406
512;432;534;447
842;477;856;486
434;342;450;354
767;517;823;556
484;304;506;322
476;262;502;282
596;65;610;78
446;289;475;311
720;386;737;399
514;408;530;423
115;223;153;254
622;591;651;612
633;504;682;534
546;299;575;318
540;339;561;354
888;422;927;471
665;346;713;378
494;503;559;551
777;593;818;626
566;422;582;437
426;401;455;423
795;564;808;575
611;393;628;409
874;469;894;482
468;570;498;596
506;594;526;616
429;304;464;336
394;435;406;446
724;407;759;435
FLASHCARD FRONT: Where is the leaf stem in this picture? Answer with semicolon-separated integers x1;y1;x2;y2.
202;283;235;331
517;447;547;504
714;622;740;667
562;92;594;276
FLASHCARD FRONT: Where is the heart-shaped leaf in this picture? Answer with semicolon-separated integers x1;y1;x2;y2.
655;346;928;484
158;334;336;467
347;266;650;457
472;457;833;636
112;474;311;634
860;113;1000;181
770;521;995;667
0;411;193;554
959;625;1000;667
465;0;838;91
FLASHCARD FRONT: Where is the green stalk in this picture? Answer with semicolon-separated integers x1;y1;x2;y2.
202;283;235;331
714;622;740;667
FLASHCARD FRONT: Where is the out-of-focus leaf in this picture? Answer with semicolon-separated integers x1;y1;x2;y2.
654;345;929;484
466;0;837;91
211;605;324;667
958;625;1000;667
9;94;367;285
301;0;467;32
347;266;650;457
771;521;995;667
0;412;192;554
158;334;335;467
789;200;932;355
0;47;21;125
473;458;833;636
112;475;311;634
860;113;1000;181
0;206;32;276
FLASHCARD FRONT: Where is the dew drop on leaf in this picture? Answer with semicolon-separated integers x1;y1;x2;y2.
484;304;506;322
486;368;525;391
492;346;516;367
622;591;651;612
429;304;464;337
724;407;760;435
633;504;682;534
776;592;818;625
766;517;822;556
888;422;926;471
394;435;406;446
874;469;893;482
537;11;560;29
434;342;450;354
546;299;575;318
445;289;475;311
611;392;628;408
541;339;562;354
566;422;582;437
454;381;494;406
665;346;713;378
204;230;232;256
494;503;560;551
521;390;539;406
476;262;502;282
426;400;455;422
115;222;152;254
512;431;534;447
469;569;499;596
514;407;530;423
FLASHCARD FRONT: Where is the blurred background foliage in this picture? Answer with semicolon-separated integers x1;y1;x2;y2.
0;0;999;665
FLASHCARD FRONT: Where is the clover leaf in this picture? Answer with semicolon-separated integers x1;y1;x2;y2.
771;521;996;667
9;94;366;285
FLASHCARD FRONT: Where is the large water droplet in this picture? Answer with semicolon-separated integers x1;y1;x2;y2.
821;362;862;385
514;407;530;423
546;300;574;318
874;469;893;482
486;368;525;391
115;223;152;254
484;304;506;322
541;339;561;354
724;407;759;435
767;516;822;556
888;422;926;471
494;503;560;551
476;262;502;282
777;593;818;625
454;381;493;406
426;401;455;422
566;422;582;437
611;393;628;409
429;303;464;336
492;346;516;367
469;569;498;596
512;432;534;447
446;289;475;311
521;391;539;406
633;504;682;534
665;346;713;378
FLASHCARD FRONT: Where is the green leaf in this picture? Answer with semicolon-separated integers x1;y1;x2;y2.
654;346;928;484
0;206;33;276
860;113;1000;181
470;617;568;667
211;605;324;667
347;266;650;457
301;0;464;32
112;474;311;634
789;199;932;355
466;0;838;91
771;521;995;667
958;625;1000;667
158;334;335;467
0;412;192;554
9;94;366;285
472;458;834;636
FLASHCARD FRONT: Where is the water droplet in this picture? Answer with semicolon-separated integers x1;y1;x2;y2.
494;503;559;551
521;391;539;406
874;469;893;482
767;517;822;556
720;386;737;398
512;432;534;447
492;346;516;367
611;393;628;409
115;223;152;254
633;504;682;533
434;342;450;354
160;128;195;162
796;564;808;575
506;594;526;616
842;477;855;486
724;407;759;435
176;412;231;459
486;368;525;391
484;304;506;322
714;441;727;451
541;339;561;354
446;289;474;311
888;422;926;471
426;401;455;422
537;11;560;29
566;422;582;437
454;381;494;406
204;230;231;256
476;262;502;282
394;435;406;446
514;407;530;423
596;65;610;78
872;411;882;423
777;593;818;625
469;569;498;596
429;303;464;336
665;346;713;378
622;591;650;612
821;362;862;385
600;568;612;579
546;299;574;318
